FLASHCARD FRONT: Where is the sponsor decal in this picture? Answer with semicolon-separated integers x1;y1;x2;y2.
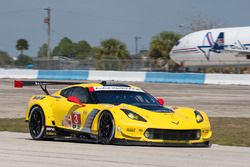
126;128;136;132
33;96;45;100
46;126;56;135
34;82;44;85
62;115;71;128
72;112;81;129
46;126;55;131
93;86;144;92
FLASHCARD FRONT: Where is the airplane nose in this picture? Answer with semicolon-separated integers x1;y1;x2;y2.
169;46;175;56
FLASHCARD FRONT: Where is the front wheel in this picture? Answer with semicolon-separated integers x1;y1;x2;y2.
29;106;46;140
204;141;212;147
98;111;115;144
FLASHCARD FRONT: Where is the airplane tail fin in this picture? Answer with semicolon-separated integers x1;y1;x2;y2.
212;32;224;50
202;32;225;61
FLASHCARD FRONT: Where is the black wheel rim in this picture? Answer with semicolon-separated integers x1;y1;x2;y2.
29;109;43;137
99;113;114;142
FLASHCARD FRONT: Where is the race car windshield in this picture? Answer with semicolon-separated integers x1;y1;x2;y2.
93;91;160;106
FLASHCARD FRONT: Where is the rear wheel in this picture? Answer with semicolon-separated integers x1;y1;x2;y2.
29;106;46;140
98;111;115;144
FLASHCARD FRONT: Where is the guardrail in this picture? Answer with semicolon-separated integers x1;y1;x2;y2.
145;72;205;84
1;69;250;85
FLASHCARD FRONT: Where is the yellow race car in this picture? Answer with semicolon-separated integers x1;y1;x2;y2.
15;80;212;146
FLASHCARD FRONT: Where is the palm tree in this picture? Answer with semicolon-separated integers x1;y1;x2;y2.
73;40;92;59
149;32;181;70
16;39;29;56
95;38;129;59
94;38;130;70
52;37;74;57
149;32;181;60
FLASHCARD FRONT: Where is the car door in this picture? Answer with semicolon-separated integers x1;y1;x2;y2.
52;86;93;130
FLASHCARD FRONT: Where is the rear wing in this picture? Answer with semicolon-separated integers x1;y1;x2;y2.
14;80;83;95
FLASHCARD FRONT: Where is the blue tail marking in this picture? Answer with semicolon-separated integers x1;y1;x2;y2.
198;32;225;61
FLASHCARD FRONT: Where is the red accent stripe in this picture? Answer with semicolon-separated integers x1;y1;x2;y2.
172;51;200;54
88;87;95;92
173;50;199;53
173;48;197;51
173;50;198;53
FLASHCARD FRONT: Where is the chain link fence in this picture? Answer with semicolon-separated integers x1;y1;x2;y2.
31;57;250;73
1;56;250;73
32;57;174;71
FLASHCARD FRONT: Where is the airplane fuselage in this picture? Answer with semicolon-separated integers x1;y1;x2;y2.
170;26;250;67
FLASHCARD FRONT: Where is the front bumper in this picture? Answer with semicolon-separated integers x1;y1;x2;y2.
113;139;211;147
115;125;212;143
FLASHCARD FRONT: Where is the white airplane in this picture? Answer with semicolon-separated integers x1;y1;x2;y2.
170;26;250;67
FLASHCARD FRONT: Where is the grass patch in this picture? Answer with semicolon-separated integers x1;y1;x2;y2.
0;118;28;133
210;117;250;147
0;117;249;147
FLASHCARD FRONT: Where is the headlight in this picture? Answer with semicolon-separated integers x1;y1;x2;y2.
194;110;204;123
121;109;147;122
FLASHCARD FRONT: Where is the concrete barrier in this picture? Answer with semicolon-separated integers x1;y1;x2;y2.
88;70;146;82
205;74;250;85
37;70;89;80
2;69;250;86
0;69;8;78
145;72;205;84
0;69;38;79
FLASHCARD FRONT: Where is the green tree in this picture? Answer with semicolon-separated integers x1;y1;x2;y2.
16;39;29;56
94;38;130;70
73;40;92;59
0;50;13;65
52;37;74;58
15;55;32;66
149;31;181;60
37;43;48;58
95;38;129;59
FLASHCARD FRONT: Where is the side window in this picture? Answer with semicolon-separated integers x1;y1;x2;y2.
60;87;73;98
71;87;89;103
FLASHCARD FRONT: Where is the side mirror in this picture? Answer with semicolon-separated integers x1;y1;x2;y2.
157;98;165;106
67;96;85;107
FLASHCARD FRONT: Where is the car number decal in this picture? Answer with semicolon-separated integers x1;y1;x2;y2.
72;112;81;129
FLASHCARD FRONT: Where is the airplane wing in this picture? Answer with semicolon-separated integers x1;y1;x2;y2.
224;48;250;54
224;40;250;54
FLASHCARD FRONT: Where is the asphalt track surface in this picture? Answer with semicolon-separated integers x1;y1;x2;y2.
0;132;249;167
1;79;250;167
1;79;250;118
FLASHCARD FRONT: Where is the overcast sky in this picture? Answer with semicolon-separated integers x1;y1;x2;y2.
0;0;249;57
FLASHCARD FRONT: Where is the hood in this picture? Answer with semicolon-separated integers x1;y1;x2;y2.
118;103;199;129
133;104;173;113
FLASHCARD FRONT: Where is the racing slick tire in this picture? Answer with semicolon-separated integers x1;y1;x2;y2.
29;106;46;140
98;111;115;144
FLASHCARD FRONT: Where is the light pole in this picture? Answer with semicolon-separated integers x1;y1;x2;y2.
44;8;51;59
